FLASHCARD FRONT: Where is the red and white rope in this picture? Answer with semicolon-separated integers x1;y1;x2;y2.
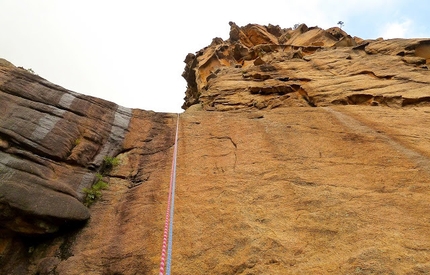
159;114;179;275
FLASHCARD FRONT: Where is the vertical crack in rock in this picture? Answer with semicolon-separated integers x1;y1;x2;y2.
209;136;238;170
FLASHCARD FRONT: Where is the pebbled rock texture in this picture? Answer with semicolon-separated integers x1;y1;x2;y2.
1;23;430;274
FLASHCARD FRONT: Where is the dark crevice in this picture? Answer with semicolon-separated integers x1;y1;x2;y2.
347;94;374;105
405;39;430;51
249;85;296;95
296;87;316;107
117;147;134;155
26;104;66;119
351;71;394;80
3;147;54;174
393;76;429;85
127;173;150;189
210;136;237;148
291;77;312;82
277;77;290;82
330;94;430;107
402;96;430;107
352;42;369;51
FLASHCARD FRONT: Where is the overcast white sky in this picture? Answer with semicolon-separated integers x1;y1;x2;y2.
1;0;429;113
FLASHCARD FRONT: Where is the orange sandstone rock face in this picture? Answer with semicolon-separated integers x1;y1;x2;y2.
174;107;430;274
1;23;430;275
182;23;430;111
41;111;177;275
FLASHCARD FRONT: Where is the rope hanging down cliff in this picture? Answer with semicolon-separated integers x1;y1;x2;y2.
159;114;180;275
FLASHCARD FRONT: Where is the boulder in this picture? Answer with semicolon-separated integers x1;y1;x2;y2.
0;63;132;235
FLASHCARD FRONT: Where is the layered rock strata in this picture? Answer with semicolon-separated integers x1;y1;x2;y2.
1;22;430;274
0;60;132;235
0;60;177;274
183;23;430;111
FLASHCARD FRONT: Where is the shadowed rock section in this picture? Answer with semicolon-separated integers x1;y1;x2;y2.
182;23;430;111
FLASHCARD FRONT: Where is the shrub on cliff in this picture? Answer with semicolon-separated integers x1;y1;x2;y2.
83;173;108;207
101;156;120;173
83;156;120;207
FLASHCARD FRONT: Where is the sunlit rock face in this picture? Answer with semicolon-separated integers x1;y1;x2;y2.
182;23;430;111
1;23;430;274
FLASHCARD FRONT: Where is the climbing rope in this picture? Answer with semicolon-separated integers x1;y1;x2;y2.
159;114;180;275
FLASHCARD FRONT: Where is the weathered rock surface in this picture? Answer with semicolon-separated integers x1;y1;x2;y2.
1;23;430;274
0;62;134;235
173;107;430;274
183;23;430;111
0;61;178;274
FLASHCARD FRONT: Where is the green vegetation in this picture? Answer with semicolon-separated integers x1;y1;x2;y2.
83;156;120;207
83;173;108;207
102;156;120;171
74;138;81;146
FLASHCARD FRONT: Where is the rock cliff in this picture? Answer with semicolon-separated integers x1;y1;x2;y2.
1;23;430;274
183;23;430;111
0;59;177;274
